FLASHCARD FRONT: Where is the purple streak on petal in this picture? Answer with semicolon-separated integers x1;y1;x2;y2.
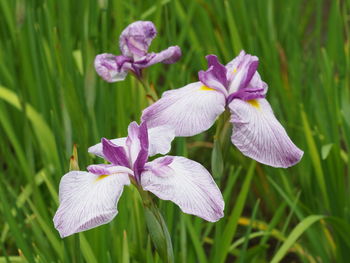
240;60;259;89
88;138;127;159
87;164;134;176
226;51;260;94
198;55;228;95
227;87;266;104
141;156;224;222
94;54;130;82
102;138;130;167
134;46;182;68
133;122;149;181
119;21;157;59
246;71;269;97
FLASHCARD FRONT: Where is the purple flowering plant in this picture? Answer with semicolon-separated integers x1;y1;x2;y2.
54;122;224;238
53;20;303;262
95;21;181;83
142;51;303;168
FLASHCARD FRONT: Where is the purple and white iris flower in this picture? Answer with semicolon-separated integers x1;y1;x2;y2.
53;122;224;238
95;21;181;82
142;51;303;168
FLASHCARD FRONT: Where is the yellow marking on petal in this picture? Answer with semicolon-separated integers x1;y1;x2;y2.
95;174;110;182
247;99;260;109
200;85;215;91
233;68;237;74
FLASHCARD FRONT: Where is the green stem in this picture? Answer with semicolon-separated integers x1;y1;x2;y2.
135;184;174;263
140;78;159;103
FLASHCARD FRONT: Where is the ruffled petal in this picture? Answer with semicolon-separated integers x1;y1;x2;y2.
229;98;303;168
141;82;226;136
226;51;259;94
94;54;131;82
134;46;181;68
119;21;157;59
53;171;130;238
141;156;224;222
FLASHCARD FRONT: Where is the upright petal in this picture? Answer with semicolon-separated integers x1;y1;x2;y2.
131;122;149;179
198;55;228;95
119;21;157;59
141;82;226;136
141;156;224;222
94;54;131;82
53;171;130;238
226;51;259;94
147;125;175;156
88;126;174;159
229;98;303;168
126;122;149;171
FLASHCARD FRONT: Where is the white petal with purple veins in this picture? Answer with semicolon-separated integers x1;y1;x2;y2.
141;156;224;222
53;171;130;238
141;82;226;136
229;98;303;168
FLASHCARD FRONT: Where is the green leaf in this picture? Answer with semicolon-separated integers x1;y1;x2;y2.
271;215;325;263
321;143;333;160
0;86;59;166
144;205;174;263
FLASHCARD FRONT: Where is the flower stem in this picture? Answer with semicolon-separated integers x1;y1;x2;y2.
136;185;174;263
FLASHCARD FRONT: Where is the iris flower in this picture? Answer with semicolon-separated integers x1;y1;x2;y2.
142;51;303;168
53;122;224;237
95;21;181;82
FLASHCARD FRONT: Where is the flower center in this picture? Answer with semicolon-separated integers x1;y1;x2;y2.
200;85;216;91
247;99;260;109
95;174;110;182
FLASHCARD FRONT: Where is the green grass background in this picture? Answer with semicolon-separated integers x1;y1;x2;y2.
0;0;349;262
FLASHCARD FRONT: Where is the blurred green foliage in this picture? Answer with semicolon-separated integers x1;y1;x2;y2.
0;0;349;262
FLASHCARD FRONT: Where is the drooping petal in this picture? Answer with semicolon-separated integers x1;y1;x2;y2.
229;98;303;168
198;55;228;95
94;54;132;82
53;171;130;238
88;138;126;159
119;21;157;59
147;125;175;156
102;138;130;167
141;82;226;136
134;46;182;68
141;156;224;222
226;51;259;94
